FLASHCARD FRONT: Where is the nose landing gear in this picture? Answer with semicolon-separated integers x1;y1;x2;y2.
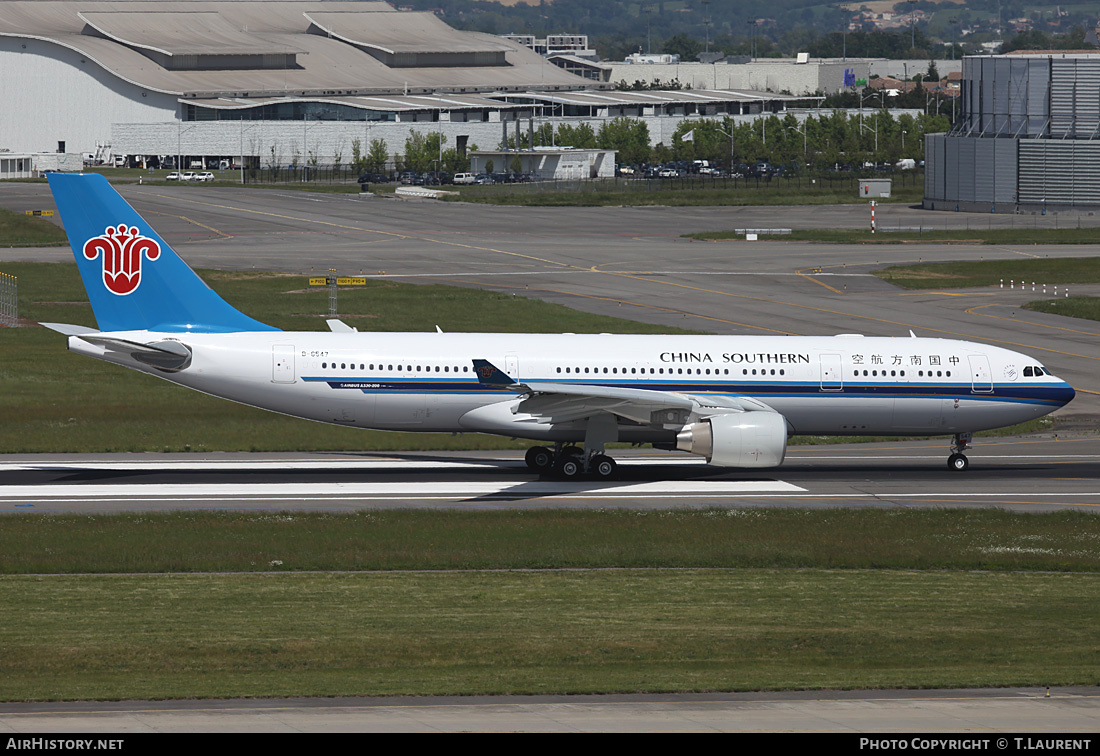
948;432;972;472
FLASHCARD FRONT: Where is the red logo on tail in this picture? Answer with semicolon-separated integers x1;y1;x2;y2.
83;225;161;296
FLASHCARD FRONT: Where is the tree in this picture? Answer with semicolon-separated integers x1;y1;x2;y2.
597;117;651;165
367;138;388;174
555;123;597;149
661;32;702;62
350;138;366;174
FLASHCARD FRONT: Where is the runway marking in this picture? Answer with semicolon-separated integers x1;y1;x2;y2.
0;458;706;472
368;271;877;279
795;267;845;295
144;210;233;239
139;192;572;271
0;480;808;501
903;291;999;297
6;492;1100;508
429;277;797;335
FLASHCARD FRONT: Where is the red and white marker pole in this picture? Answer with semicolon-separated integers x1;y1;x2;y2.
870;200;876;234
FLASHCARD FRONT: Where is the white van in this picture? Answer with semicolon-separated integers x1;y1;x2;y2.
453;172;476;185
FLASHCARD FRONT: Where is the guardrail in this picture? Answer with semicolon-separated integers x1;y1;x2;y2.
0;272;18;327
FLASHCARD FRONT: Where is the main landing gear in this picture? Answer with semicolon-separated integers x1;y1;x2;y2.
524;443;618;480
948;432;972;472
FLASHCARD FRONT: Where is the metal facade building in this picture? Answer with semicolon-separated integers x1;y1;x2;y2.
0;1;811;168
925;53;1100;212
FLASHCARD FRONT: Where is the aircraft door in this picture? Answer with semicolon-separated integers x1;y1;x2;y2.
819;353;843;391
969;355;993;393
272;345;296;383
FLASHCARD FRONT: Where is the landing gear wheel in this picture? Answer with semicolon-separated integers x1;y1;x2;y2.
948;453;969;472
591;454;617;480
555;455;583;479
525;446;554;472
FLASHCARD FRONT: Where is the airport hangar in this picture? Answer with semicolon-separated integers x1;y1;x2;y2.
0;0;812;177
925;51;1100;213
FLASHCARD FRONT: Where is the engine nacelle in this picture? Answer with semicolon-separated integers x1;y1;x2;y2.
675;412;787;468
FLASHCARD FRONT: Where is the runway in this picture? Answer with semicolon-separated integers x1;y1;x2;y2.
4;436;1100;513
2;688;1099;733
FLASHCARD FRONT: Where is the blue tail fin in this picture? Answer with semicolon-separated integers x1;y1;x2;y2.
48;173;278;333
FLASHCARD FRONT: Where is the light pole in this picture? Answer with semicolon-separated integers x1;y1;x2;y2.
702;0;711;54
859;117;878;163
908;0;917;52
177;119;197;173
788;120;809;164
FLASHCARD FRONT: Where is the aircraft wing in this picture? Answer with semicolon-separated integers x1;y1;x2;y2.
516;381;696;425
471;359;777;428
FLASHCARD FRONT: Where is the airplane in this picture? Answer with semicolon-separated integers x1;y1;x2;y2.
42;173;1074;478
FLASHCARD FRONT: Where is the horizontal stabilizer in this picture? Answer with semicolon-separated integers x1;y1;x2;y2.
39;322;99;336
326;319;357;333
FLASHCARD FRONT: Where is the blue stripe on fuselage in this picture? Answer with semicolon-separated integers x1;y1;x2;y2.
302;376;1074;406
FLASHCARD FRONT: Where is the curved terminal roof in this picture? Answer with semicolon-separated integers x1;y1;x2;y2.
78;11;303;57
305;10;510;56
0;1;590;96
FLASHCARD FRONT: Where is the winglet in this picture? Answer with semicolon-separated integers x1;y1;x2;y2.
472;359;516;388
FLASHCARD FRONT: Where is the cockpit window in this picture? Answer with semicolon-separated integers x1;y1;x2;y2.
1024;366;1033;377
1035;366;1045;376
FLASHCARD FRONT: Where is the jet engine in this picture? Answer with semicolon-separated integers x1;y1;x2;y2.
675;412;788;468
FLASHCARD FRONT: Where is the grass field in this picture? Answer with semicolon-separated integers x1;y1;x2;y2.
448;180;925;207
3;569;1097;700
873;256;1100;289
1;509;1098;701
0;207;69;247
1026;297;1100;322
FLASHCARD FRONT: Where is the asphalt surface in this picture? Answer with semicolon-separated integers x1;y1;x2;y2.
3;437;1100;513
2;688;1098;733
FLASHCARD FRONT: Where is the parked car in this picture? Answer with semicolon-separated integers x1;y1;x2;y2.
195;172;214;182
453;172;476;185
180;171;196;181
474;173;494;185
357;172;389;184
165;172;181;181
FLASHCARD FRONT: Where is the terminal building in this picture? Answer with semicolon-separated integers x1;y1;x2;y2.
0;0;811;172
924;52;1100;212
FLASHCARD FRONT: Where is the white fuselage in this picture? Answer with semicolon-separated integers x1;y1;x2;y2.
69;330;1074;443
